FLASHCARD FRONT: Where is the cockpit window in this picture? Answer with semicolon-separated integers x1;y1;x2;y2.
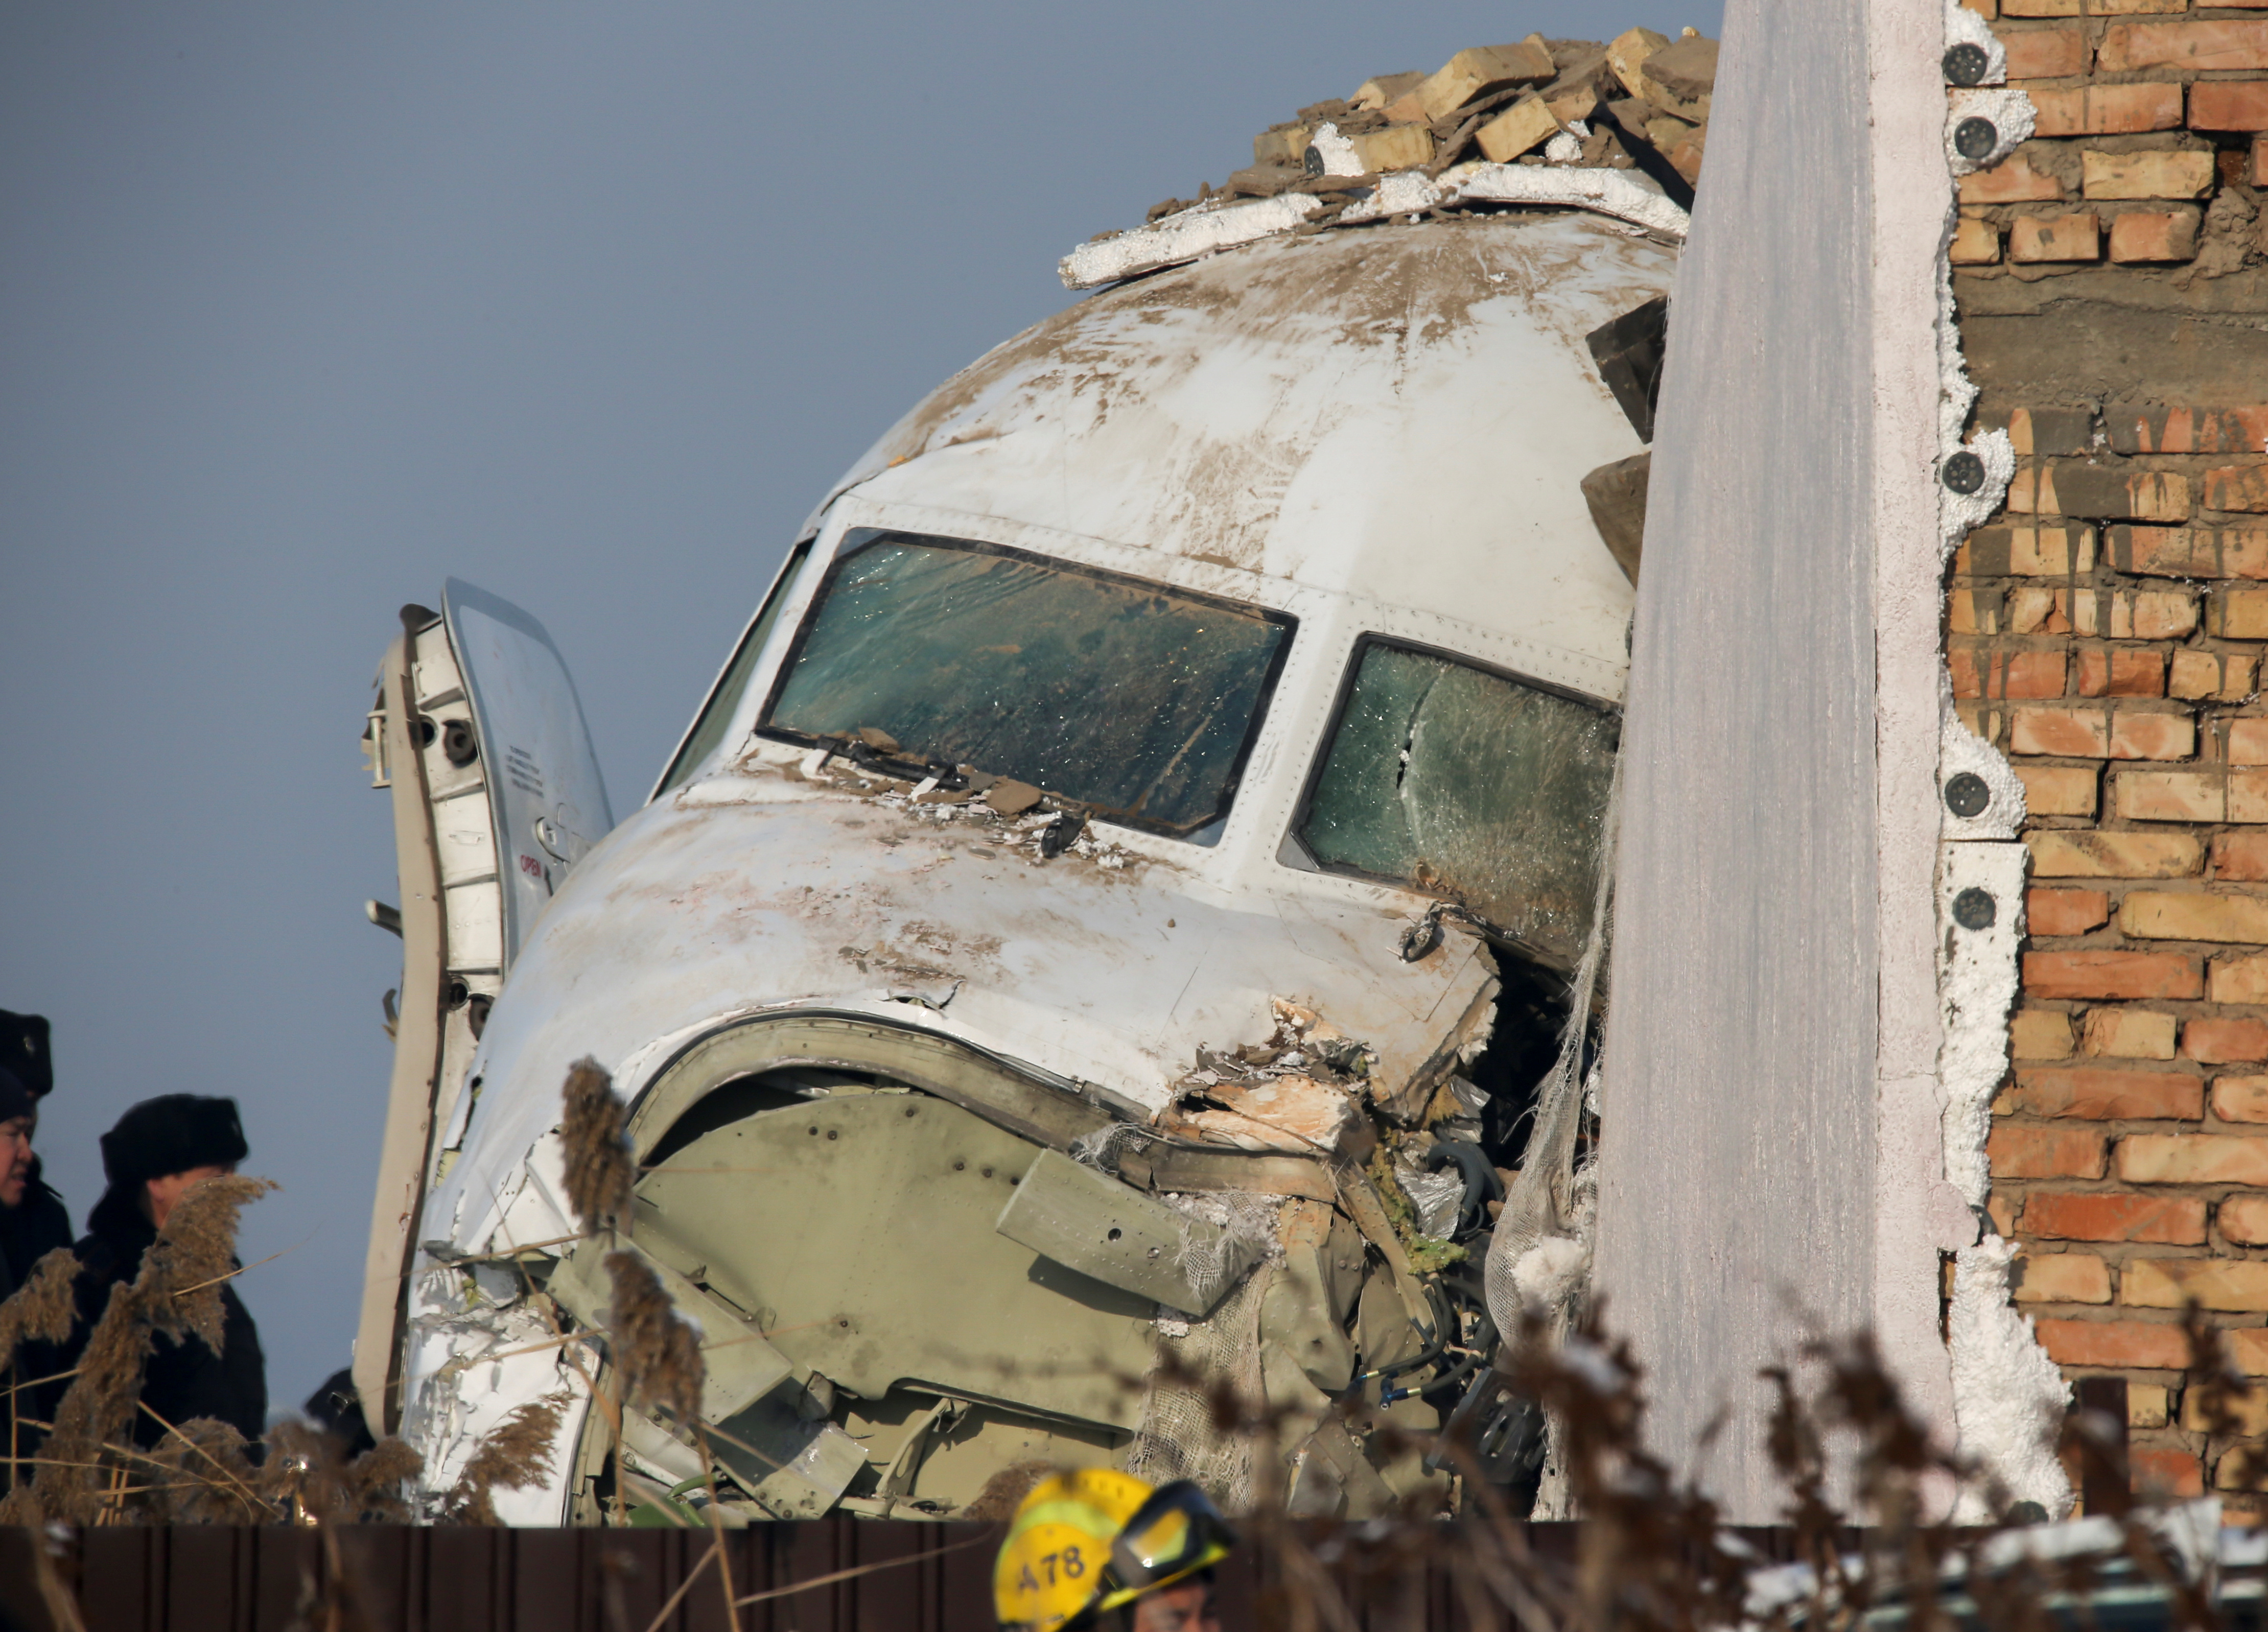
1295;640;1618;966
654;541;812;799
762;533;1293;838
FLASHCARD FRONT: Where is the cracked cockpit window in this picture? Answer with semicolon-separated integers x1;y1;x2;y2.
763;534;1293;838
1297;640;1618;965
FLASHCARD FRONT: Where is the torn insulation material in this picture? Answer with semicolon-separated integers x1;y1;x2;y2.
1948;1236;2074;1521
1060;163;1688;289
1946;88;2035;178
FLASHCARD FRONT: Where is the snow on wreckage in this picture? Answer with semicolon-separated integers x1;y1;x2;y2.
349;25;1715;1525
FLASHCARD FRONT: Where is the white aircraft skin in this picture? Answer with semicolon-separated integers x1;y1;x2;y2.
360;209;1674;1522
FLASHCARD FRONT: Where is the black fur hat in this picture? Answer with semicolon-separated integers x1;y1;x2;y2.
0;1066;31;1126
99;1094;248;1188
0;1012;51;1100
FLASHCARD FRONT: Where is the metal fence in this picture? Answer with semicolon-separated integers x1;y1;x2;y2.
0;1519;1602;1632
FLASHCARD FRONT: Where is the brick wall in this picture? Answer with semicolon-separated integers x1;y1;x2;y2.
1953;0;2268;1507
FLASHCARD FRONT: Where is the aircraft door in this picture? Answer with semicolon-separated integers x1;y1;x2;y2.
352;583;610;1437
443;577;614;961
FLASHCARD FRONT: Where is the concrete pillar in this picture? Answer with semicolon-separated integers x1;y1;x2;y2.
1592;0;1964;1520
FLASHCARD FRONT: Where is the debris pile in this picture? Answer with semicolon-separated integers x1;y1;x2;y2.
1061;27;1717;288
1160;998;1379;1155
1228;28;1715;209
777;727;1134;870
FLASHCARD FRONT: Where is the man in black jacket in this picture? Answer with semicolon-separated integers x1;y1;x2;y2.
66;1095;267;1448
0;1010;74;1492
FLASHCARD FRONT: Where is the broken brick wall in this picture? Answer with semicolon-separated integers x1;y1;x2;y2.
1952;0;2268;1508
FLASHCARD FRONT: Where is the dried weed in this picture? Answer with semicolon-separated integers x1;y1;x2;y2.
604;1250;704;1425
560;1058;635;1237
0;1248;82;1370
445;1391;569;1525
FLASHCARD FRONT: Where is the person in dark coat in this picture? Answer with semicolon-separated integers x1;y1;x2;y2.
64;1095;267;1449
0;1049;74;1492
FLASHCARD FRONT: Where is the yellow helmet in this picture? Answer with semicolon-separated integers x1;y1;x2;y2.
994;1470;1236;1631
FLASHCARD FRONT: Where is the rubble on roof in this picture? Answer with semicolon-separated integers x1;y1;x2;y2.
1060;26;1717;290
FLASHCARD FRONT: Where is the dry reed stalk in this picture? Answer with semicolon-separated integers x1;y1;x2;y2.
445;1390;570;1524
257;1418;425;1524
129;1415;268;1523
3;1176;275;1523
0;1248;81;1371
561;1059;635;1237
692;1424;742;1632
603;1251;704;1425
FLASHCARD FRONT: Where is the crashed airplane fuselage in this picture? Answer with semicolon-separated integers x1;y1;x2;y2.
355;209;1673;1522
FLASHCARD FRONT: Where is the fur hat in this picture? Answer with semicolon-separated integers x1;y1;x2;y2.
0;1066;32;1126
0;1011;51;1100
99;1094;248;1188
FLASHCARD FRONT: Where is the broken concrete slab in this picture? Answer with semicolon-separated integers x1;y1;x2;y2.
1476;96;1562;164
1416;42;1557;123
1606;27;1672;101
1347;124;1434;173
1641;36;1719;105
1254;123;1309;167
1349;71;1423;112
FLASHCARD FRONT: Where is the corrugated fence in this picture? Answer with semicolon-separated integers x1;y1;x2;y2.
0;1520;1620;1632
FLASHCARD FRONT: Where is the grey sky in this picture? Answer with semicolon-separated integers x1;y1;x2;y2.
0;1;1720;1418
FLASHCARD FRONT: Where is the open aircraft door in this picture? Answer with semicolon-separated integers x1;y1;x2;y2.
353;581;612;1436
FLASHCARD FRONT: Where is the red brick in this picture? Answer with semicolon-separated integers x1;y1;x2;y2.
2000;25;2089;78
2233;718;2268;764
2219;833;2268;881
2108;405;2268;456
2256;134;2268;188
2216;1077;2268;1125
2113;769;2222;822
1960;154;2069;205
2085;150;2218;202
2113;525;2220;576
2035;1316;2191;1368
2027;831;2204;877
2122;889;2268;943
2132;1446;2206;1499
1951;216;2002;265
2110;709;2197;760
2110;208;2203;264
2208;466;2268;512
2019;764;2101;816
2077;648;2167;697
1989;1122;2108;1177
2036;82;2185;136
2100;20;2268;73
2231;1328;2268;1375
2029;886;2110;935
2011;211;2103;263
2119;1132;2268;1184
2221;1192;2268;1239
2025;950;2205;1000
2013;1065;2203;1119
2213;954;2268;1004
2187;1018;2268;1062
2013;703;2109;756
1954;646;2069;699
2192;80;2268;131
2023;1191;2208;1244
2081;1006;2177;1059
